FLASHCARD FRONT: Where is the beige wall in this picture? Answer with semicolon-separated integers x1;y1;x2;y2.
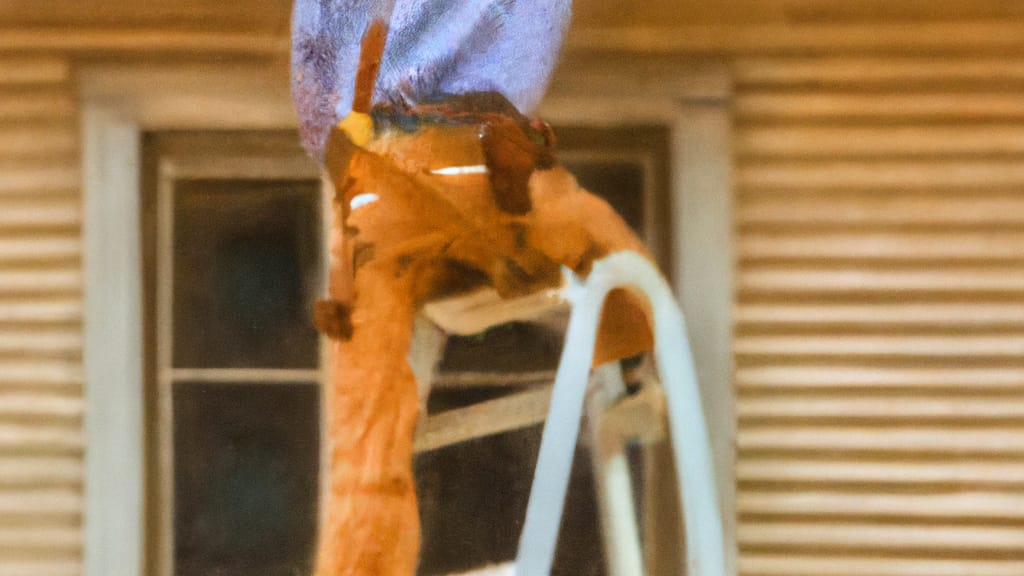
0;51;285;576
3;5;1024;576
0;57;84;576
733;56;1024;575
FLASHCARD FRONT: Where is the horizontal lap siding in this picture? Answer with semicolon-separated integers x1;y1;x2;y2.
0;58;83;576
734;57;1024;576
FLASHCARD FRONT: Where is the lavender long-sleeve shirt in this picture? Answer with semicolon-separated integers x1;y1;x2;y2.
292;0;572;161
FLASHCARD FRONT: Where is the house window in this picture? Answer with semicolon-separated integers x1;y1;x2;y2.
143;125;669;575
557;125;672;270
144;132;324;576
165;178;323;576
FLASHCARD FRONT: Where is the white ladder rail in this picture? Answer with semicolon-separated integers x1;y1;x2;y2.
516;251;725;576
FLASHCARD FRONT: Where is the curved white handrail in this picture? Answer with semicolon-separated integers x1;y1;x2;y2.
516;251;725;576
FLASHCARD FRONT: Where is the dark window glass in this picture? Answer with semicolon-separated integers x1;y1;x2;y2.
172;179;321;369
173;383;320;576
440;321;565;375
416;426;605;576
553;124;670;271
563;160;646;234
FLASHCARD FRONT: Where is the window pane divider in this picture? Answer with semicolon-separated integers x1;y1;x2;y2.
165;367;321;384
431;369;557;389
164;154;321;181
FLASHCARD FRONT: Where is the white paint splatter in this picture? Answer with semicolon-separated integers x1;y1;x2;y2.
349;193;379;210
430;164;489;176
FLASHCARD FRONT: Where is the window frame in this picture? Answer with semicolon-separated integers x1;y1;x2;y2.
81;56;735;576
149;135;323;576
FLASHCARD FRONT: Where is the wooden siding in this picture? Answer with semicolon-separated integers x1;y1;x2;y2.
7;1;1024;36
0;58;83;576
734;57;1024;576
0;1;290;32
2;5;1024;576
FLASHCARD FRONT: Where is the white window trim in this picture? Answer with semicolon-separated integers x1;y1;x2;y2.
152;147;322;576
81;56;735;576
81;62;308;576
